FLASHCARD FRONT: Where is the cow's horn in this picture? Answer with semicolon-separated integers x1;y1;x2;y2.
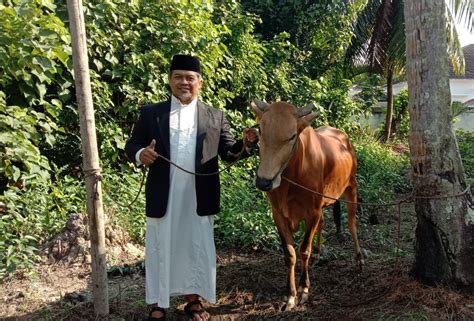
297;103;315;117
251;99;270;111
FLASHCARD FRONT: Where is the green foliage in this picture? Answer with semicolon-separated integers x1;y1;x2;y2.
456;129;474;180
0;0;71;189
240;0;366;125
0;162;150;278
101;167;147;242
216;158;279;250
371;88;409;140
0;169;85;279
306;0;366;78
242;0;364;77
0;0;76;278
0;0;72;109
353;73;385;114
316;75;365;133
345;0;407;78
354;137;411;203
0;92;52;188
451;101;468;122
392;88;409;138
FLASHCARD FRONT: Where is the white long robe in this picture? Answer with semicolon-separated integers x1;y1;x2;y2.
145;96;216;307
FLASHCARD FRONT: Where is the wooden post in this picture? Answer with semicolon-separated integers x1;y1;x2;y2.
66;0;109;315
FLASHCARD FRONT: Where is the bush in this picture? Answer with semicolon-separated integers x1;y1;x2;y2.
215;157;280;250
101;167;147;242
0;169;85;279
456;129;474;180
354;136;411;203
392;89;409;138
0;164;150;279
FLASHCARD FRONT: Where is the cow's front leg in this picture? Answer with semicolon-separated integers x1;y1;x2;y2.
298;212;321;305
275;217;297;311
282;241;297;310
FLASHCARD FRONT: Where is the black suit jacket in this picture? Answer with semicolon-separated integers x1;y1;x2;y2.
125;99;250;217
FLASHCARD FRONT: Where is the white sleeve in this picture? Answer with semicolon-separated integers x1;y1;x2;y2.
135;148;145;166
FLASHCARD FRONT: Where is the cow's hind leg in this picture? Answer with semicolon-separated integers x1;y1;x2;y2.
333;200;342;235
313;214;324;264
298;210;322;305
343;185;364;268
274;216;298;311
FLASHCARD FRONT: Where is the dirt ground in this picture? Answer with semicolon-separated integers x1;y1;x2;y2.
1;202;474;321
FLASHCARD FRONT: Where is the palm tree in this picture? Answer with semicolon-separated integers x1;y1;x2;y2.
346;0;473;142
404;0;474;286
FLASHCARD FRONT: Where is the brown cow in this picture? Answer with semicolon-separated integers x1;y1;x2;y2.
251;100;364;310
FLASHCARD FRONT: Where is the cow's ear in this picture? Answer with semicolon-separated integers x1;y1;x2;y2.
251;99;269;118
297;112;318;132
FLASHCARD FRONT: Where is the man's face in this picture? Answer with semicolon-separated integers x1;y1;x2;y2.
169;70;203;104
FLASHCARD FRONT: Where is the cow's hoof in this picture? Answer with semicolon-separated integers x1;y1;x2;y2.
355;252;365;269
281;303;296;311
298;291;309;305
281;296;297;311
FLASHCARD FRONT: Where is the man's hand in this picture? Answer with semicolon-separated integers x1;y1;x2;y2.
139;139;159;166
243;128;259;148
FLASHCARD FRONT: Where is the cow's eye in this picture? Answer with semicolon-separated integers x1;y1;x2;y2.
289;134;297;141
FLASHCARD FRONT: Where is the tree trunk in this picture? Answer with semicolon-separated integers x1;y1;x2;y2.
404;0;474;285
383;69;394;142
67;0;109;315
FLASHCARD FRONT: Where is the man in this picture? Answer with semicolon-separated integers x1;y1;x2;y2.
125;54;258;321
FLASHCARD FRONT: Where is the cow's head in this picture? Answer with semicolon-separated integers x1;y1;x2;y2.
251;100;318;191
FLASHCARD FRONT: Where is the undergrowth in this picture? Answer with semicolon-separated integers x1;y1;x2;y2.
3;130;473;279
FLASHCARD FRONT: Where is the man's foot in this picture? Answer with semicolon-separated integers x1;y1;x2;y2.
148;305;166;321
184;299;209;321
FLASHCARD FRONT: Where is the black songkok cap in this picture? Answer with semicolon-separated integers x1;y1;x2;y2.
170;54;201;74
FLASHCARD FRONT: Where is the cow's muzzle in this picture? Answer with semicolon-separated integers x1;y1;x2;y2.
255;176;273;191
254;175;281;191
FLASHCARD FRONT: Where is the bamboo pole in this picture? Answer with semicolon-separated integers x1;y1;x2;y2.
66;0;109;315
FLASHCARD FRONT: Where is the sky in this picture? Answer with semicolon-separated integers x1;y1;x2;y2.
458;23;474;46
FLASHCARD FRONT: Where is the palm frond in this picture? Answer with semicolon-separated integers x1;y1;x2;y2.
345;0;381;67
446;0;474;32
446;2;466;75
346;0;472;78
367;0;392;71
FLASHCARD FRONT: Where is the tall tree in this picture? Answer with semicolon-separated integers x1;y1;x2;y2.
347;0;405;142
346;0;471;141
404;0;474;285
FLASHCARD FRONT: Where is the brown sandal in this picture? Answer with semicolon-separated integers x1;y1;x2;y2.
148;306;166;321
184;300;208;320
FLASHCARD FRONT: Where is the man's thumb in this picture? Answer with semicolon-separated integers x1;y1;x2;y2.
148;139;156;149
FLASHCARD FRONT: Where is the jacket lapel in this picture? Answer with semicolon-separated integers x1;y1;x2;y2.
196;101;210;170
157;100;171;157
